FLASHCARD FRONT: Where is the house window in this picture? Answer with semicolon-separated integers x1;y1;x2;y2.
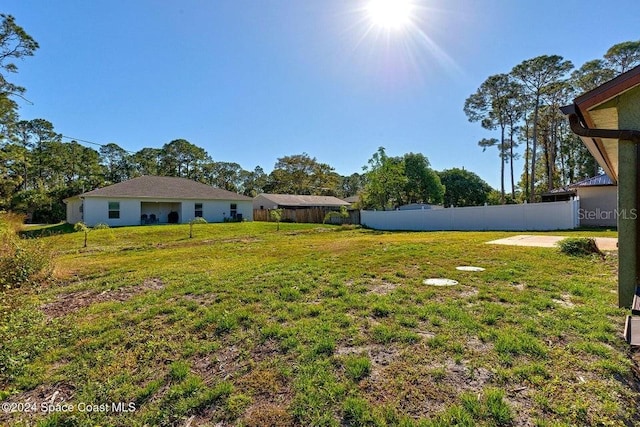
195;203;203;218
230;203;237;219
108;201;120;219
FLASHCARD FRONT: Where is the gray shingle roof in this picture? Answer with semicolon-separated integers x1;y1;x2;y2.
257;194;350;207
73;176;252;201
568;174;615;188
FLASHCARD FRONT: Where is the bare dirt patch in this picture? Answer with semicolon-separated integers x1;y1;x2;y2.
250;339;281;363
367;280;399;295
336;344;400;382
190;340;295;425
552;293;575;308
359;347;495;418
0;382;75;425
203;237;262;245
511;282;526;291
192;344;244;385
237;366;293;424
466;337;492;353
241;402;295;427
40;277;165;319
459;287;479;298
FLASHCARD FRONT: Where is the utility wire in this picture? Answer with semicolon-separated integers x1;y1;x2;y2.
60;135;137;154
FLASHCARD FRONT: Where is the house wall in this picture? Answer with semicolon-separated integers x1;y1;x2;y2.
83;198;141;227
253;194;277;210
361;200;579;231
65;198;83;224
78;198;253;227
577;186;617;227
181;200;253;223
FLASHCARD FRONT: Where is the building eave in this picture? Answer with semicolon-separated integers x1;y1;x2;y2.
561;65;640;184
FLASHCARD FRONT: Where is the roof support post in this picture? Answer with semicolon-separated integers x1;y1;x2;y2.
618;139;639;308
617;90;640;308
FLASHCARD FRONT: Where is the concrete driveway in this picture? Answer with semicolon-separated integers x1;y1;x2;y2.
487;235;618;251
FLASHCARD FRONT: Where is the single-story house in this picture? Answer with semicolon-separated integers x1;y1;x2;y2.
253;194;350;210
342;195;360;208
541;187;576;202
570;174;617;227
542;174;617;227
64;175;253;226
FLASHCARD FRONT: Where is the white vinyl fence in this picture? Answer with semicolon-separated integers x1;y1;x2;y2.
360;200;579;231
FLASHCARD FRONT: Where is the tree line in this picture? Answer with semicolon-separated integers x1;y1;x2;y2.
1;121;373;222
0;14;372;221
3;14;639;222
0;14;499;222
465;40;640;204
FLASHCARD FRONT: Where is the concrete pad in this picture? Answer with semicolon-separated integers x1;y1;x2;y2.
423;278;459;286
487;235;618;251
594;238;618;251
456;266;486;272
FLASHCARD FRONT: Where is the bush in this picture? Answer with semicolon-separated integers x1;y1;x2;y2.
0;212;52;291
558;237;603;257
0;211;25;233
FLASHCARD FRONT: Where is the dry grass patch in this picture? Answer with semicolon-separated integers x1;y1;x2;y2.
40;277;165;318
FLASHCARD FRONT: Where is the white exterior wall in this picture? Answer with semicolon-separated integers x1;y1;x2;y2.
83;198;141;227
181;200;253;223
253;194;276;210
65;198;83;224
576;186;617;227
361;200;579;231
78;198;252;226
235;200;253;221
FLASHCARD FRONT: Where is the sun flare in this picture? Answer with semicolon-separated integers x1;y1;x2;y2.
366;0;414;31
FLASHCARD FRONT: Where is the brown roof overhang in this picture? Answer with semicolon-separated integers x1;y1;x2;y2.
561;65;640;184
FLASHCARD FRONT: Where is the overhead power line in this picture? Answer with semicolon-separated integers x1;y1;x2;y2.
60;135;136;154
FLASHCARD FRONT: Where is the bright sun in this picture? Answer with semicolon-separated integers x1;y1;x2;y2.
366;0;414;31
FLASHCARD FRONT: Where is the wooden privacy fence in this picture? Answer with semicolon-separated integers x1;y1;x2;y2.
253;208;360;225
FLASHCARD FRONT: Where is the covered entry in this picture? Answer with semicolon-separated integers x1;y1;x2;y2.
140;201;182;224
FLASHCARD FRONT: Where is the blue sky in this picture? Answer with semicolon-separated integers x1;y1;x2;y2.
5;0;640;188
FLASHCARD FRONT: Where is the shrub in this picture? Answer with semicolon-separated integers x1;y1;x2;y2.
323;206;349;224
0;211;25;233
0;212;52;291
558;237;603;257
270;209;283;231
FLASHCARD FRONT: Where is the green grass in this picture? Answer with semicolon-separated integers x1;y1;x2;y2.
0;222;637;426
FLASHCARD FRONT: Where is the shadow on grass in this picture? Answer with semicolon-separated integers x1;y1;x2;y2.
20;222;75;238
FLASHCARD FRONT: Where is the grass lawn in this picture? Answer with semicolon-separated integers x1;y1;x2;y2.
1;222;637;426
